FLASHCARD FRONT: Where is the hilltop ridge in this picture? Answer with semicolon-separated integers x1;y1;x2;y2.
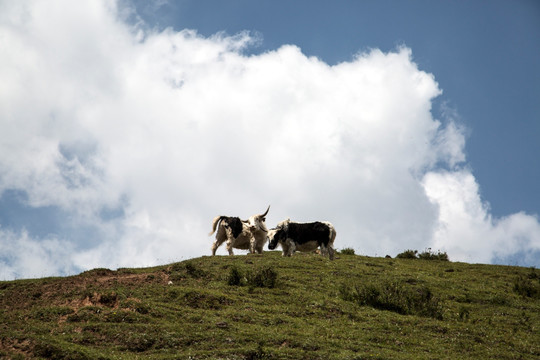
1;251;539;359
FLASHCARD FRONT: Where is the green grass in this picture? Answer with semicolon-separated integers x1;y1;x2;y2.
1;252;539;359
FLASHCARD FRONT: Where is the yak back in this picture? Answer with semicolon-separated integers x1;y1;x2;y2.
287;221;330;245
223;216;245;239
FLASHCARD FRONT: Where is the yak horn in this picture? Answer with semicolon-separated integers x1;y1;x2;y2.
260;205;270;217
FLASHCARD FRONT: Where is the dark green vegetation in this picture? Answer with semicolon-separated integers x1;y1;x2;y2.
1;252;539;359
339;248;356;255
396;249;449;261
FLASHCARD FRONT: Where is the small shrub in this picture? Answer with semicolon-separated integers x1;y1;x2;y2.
418;248;449;261
340;248;355;255
227;266;244;286
339;280;443;319
170;261;206;281
247;266;278;289
397;249;449;261
80;268;114;277
396;250;418;259
458;305;471;321
513;275;540;298
99;292;118;307
184;262;206;278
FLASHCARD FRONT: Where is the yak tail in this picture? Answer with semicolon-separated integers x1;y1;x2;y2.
209;216;225;236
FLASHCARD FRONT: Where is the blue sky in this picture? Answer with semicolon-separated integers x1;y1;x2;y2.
1;0;539;279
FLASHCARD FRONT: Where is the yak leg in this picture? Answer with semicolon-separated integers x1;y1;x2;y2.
249;236;261;254
212;238;227;256
211;239;223;256
328;245;335;260
248;237;255;254
328;226;337;260
226;241;235;255
286;242;296;257
252;233;265;254
320;244;329;258
211;226;227;256
255;243;264;254
280;242;289;257
320;244;335;260
211;241;220;256
224;227;235;255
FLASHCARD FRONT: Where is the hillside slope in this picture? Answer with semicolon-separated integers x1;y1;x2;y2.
1;251;539;359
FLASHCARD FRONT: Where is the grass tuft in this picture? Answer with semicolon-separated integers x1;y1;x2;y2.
340;280;443;319
397;248;449;261
227;265;244;286
396;249;418;259
418;249;450;261
227;265;278;289
513;274;540;298
340;248;356;255
247;266;278;289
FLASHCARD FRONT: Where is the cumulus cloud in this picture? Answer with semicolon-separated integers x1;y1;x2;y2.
423;170;540;264
0;228;77;280
1;0;539;279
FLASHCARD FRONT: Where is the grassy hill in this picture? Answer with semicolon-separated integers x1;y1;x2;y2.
1;251;539;359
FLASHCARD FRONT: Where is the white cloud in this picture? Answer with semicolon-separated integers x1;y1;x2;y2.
423;170;540;264
1;0;539;279
0;228;77;280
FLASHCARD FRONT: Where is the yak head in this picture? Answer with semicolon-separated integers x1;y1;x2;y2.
247;205;270;234
267;218;289;250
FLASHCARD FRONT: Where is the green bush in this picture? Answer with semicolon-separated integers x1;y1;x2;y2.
99;292;118;307
227;266;244;286
184;261;206;278
397;249;449;261
418;249;449;261
248;266;278;289
340;280;443;319
80;268;114;277
513;275;540;298
169;261;207;281
340;248;355;255
227;266;278;289
396;250;418;259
